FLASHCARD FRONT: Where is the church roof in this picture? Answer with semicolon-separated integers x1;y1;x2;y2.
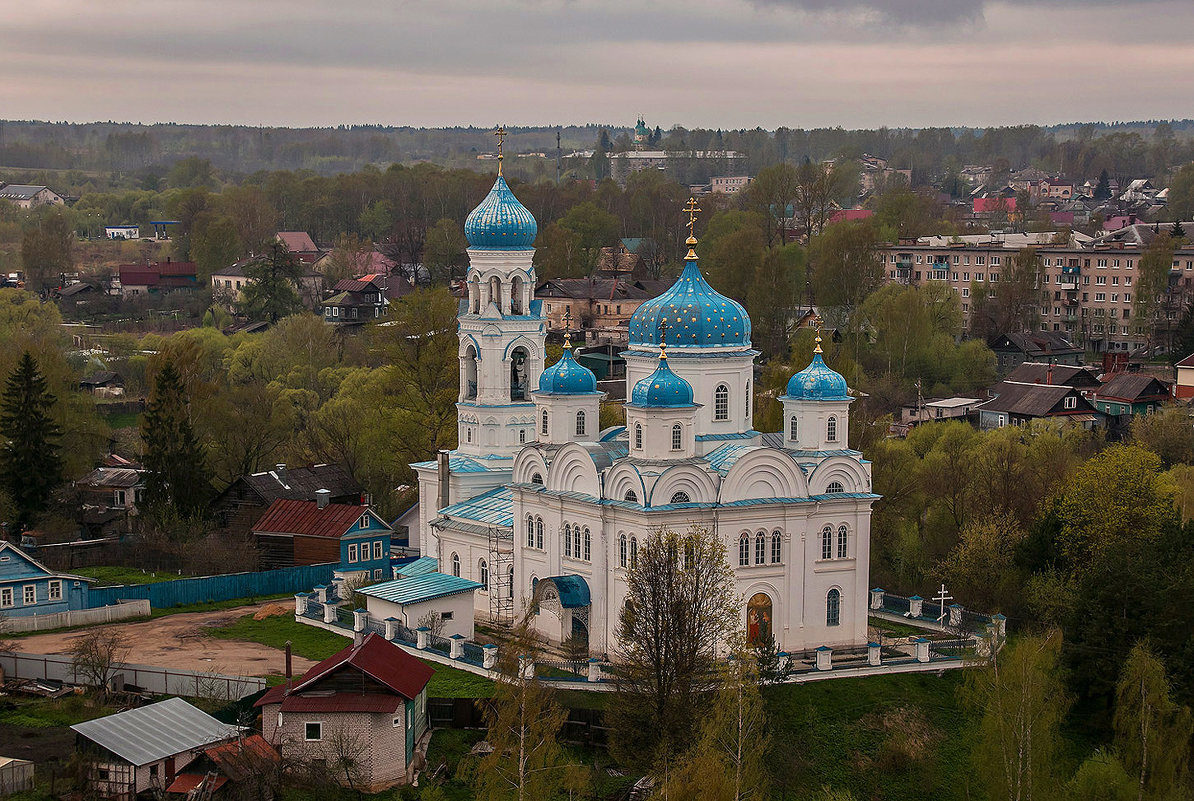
464;176;537;250
784;352;849;401
438;486;513;527
627;258;750;350
628;355;696;408
537;343;599;395
540;575;590;608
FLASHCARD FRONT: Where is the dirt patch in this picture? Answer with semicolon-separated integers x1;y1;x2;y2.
252;603;293;621
14;601;317;678
0;722;77;766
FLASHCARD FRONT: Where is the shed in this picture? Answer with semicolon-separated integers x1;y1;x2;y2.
0;757;34;794
359;572;482;638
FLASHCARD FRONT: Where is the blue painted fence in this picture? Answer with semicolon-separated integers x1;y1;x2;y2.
88;563;338;609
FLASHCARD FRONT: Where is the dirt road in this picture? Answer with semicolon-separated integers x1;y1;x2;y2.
14;601;316;678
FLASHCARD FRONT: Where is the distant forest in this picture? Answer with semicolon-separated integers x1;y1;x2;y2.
2;118;1194;188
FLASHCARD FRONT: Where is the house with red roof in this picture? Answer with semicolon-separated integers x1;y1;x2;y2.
1174;353;1194;399
117;260;198;297
251;495;393;573
255;633;432;790
164;734;280;800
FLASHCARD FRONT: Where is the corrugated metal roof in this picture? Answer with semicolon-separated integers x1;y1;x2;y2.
702;444;754;474
252;498;368;538
256;633;433;706
439;486;513;526
361;573;483;605
71;697;237;767
408;454;492;473
395;556;438;577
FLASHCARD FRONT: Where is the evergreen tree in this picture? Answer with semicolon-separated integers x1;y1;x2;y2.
141;360;210;518
0;353;63;533
1170;219;1186;241
1094;168;1112;201
238;240;304;323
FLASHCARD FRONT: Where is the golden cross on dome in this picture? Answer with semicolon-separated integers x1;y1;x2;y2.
684;197;701;237
813;314;824;354
494;125;507;175
562;308;573;348
657;318;671;357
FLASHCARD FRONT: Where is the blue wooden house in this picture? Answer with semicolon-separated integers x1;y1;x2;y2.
0;542;92;616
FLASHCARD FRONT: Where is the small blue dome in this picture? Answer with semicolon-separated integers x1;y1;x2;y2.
465;176;538;249
628;259;750;349
785;352;849;401
630;356;695;408
538;346;598;394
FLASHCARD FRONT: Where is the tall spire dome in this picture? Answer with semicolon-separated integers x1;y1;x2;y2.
464;125;538;250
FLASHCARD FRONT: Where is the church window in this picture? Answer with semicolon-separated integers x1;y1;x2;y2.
479;559;489;590
576;410;586;437
755;532;766;565
670;491;690;504
821;525;833;560
531;473;543;485
747;593;772;645
790;416;798;441
629;536;638;568
526;514;535;548
827;416;838;442
826;588;841;627
541;410;548;435
564;524;573;557
745;380;751;419
451;553;460;577
583;527;591;561
619;534;628;568
714;384;729;421
771;531;782;563
634;424;643;450
671;424;682;450
826;481;844;494
574;525;582;558
466;427;472;443
624;490;637;503
519;429;526;444
510;347;529;400
508;565;515;599
535;517;544;549
837;524;849;558
739;534;750;566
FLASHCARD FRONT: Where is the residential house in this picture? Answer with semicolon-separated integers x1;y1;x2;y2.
211;259;325;309
212;463;363;534
71;697;239;801
0;184;65;209
536;277;674;344
1040;178;1075;200
709;175;752;195
1176;353;1194;399
105;225;141;240
988;333;1084;374
1093;373;1170;417
117;260;198;297
251;495;390;570
1004;362;1102;394
595;242;650;280
73;465;145;537
0;541;92;616
311;248;397;278
276;231;322;264
321;274;411;325
899;397;983;426
164;734;281;800
255;633;433;791
976;381;1104;430
79;371;124;397
607;149;745;183
358;571;482;639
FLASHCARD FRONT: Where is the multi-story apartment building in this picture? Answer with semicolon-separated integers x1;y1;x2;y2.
878;230;1194;353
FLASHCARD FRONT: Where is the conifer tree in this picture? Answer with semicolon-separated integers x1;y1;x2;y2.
0;352;63;532
239;240;304;323
141;360;210;518
1171;219;1186;241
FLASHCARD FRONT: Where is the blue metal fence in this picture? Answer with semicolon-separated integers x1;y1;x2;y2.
88;563;339;609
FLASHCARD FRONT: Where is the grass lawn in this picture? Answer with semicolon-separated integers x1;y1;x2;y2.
99;411;139;430
0;694;118;730
207;613;495;699
149;593;294;618
73;565;184;586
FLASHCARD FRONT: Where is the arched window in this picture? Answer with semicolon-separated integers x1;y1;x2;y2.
510;346;529;400
671;423;682;450
573;525;581;558
564;524;573;557
479;559;489;589
670;491;690;504
826;481;844;494
576;410;586;437
531;473;543;485
535;517;544;549
519;429;526;444
790;415;798;441
826;588;841;626
451;552;460;577
463;345;479;399
771;531;782;563
466;427;472;443
739;534;750;566
508;565;515;599
619;533;628;568
526;514;535;548
827;415;838;442
511;275;525;315
629;535;638;568
541;409;548;435
821;525;833;560
755;531;766;565
634;423;643;450
624;490;638;503
837;524;849;558
747;593;772;645
583;527;591;561
714;384;729;421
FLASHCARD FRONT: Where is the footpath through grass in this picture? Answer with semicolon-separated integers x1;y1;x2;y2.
207;613;494;699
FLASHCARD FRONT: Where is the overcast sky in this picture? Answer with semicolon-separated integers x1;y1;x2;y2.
3;0;1193;130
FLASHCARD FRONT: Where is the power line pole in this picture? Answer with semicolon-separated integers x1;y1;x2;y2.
556;127;562;186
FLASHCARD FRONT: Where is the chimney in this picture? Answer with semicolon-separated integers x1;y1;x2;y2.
315;488;331;509
285;641;292;679
437;450;451;510
1046;361;1053;385
275;463;287;482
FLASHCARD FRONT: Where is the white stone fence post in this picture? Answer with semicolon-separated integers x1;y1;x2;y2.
869;588;884;610
815;646;832;671
450;635;465;659
914;637;930;663
353;609;367;633
482;644;498;670
868;641;881;666
908;595;924;618
384;618;398;640
294;593;308;616
416;627;429;650
587;658;602;682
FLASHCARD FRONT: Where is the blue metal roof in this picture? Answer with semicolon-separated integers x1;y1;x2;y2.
541;575;590;608
702;443;754;474
395;556;438;578
362;573;483;605
409;454;494;473
628;258;751;349
628;355;695;408
538;344;599;394
464;176;537;250
438;486;513;527
784;352;849;401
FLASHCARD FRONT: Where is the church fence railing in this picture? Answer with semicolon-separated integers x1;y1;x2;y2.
425;633;453;657
461;642;486;665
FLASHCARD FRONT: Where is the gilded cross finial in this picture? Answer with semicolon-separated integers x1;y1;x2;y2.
562;308;573;349
683;197;701;259
813;314;824;354
657;318;671;358
494;125;507;176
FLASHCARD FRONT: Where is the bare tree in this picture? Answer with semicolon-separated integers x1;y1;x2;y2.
323;725;369;791
69;629;131;700
416;610;446;637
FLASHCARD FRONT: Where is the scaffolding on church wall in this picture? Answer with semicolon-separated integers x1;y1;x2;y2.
488;525;514;623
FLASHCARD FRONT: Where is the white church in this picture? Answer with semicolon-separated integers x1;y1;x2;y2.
411;158;877;657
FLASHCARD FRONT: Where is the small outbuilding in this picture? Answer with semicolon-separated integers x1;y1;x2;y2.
359;572;482;639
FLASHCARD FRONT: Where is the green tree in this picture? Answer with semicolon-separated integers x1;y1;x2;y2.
558;201;620;276
190;212;242;280
423;218;468;283
218;184;280;253
20;209;74;289
0;353;63;533
967;630;1070;801
1066;750;1135;801
1113;641;1193;800
321;233;376;285
141;360;211;518
809;221;882;328
1094;169;1112;201
239;240;304;323
1131;406;1194;468
1167;162;1194;222
166;156;215;189
1135;233;1176;349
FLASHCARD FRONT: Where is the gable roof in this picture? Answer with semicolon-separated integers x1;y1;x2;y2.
202;734;280;781
0;541;92;583
394;556;438;578
1175;352;1194;369
71;697;237;767
1098;373;1170;402
989;331;1082;357
80;371;123;387
0;185;53;200
438;486;513;527
252;499;368;538
360;572;483;605
238;463;362;504
76;466;142;488
978;381;1096;417
1006;362;1102;388
277;231;318;253
255;633;433;708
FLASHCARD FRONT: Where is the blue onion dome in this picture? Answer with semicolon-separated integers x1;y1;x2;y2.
630;353;696;408
628;258;751;349
785;340;849;400
464;175;538;249
538;339;598;394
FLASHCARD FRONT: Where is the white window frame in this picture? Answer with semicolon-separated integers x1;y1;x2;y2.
48;580;62;601
347;543;358;563
304;722;322;741
373;540;383;560
0;587;11;607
